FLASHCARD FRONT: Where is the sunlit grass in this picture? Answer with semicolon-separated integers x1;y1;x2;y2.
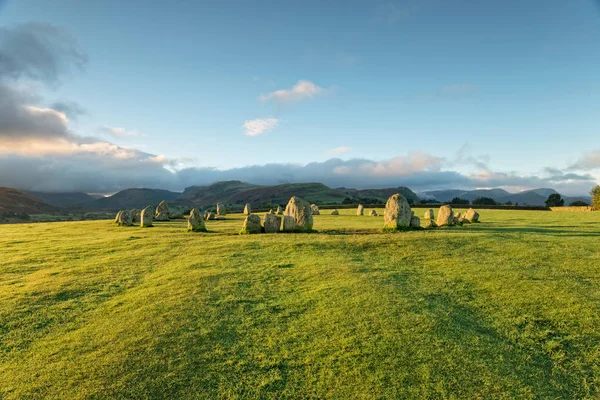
1;209;600;398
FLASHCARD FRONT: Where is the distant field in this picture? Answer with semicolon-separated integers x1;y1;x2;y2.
1;209;600;398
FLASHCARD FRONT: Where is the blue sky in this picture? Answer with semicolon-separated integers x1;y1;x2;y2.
1;0;599;194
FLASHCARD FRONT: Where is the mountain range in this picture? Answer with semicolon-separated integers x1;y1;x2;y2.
421;188;591;206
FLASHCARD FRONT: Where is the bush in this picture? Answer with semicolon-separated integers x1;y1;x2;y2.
569;200;589;207
450;197;469;205
545;193;564;207
472;197;498;206
591;186;600;210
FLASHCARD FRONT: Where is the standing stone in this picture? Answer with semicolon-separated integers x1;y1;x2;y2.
155;200;170;221
243;203;251;215
216;203;226;216
114;210;122;224
140;206;153;227
383;194;412;230
357;204;364;216
263;213;281;233
424;219;438;229
187;208;206;232
424;209;435;220
117;209;132;226
370;210;378;216
276;206;283;215
284;196;313;232
410;215;421;229
436;205;454;226
241;214;262;234
331;209;339;215
281;215;297;232
269;209;274;214
310;204;320;215
464;208;480;223
205;212;216;220
130;209;140;224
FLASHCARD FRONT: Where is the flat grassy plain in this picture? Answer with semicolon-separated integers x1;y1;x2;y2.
1;209;600;399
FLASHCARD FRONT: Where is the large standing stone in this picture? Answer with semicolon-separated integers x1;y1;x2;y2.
140;206;153;227
241;214;262;234
263;213;281;233
130;209;140;223
276;206;283;215
311;204;320;215
284;196;313;232
187;208;207;232
464;208;480;223
436;205;454;226
243;204;251;215
281;215;297;232
370;210;378;216
357;204;364;216
155;200;170;221
118;209;132;226
383;194;412;230
410;215;421;229
424;209;435;220
216;203;226;216
331;209;339;215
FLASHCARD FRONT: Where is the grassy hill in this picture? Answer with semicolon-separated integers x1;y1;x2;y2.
423;187;592;206
1;210;600;398
94;188;181;210
179;180;262;205
0;187;59;215
26;191;98;208
339;186;420;204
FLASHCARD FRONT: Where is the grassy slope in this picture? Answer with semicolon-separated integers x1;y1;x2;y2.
1;210;600;398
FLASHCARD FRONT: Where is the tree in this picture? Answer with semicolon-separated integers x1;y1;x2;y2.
472;197;497;206
504;201;513;206
569;200;589;206
545;193;564;207
450;197;469;205
591;185;600;210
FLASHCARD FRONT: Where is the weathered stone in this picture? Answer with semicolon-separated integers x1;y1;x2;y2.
310;204;320;215
370;210;377;216
130;209;140;223
276;206;283;215
281;215;297;232
263;213;281;233
464;208;480;223
140;206;153;227
424;209;435;220
410;215;421;229
424;219;437;229
357;204;364;216
243;204;251;215
216;203;226;215
436;205;454;226
155;200;169;221
241;214;261;234
187;208;206;232
170;213;184;219
117;209;132;226
284;196;313;232
331;209;339;215
383;194;412;230
114;210;122;223
205;212;216;220
269;209;274;214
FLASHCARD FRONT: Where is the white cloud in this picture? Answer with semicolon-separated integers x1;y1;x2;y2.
98;125;145;138
332;152;443;177
330;146;353;154
259;80;325;103
243;118;279;136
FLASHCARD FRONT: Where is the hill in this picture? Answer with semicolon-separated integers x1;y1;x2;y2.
94;188;181;210
179;181;262;205
26;191;98;208
423;187;592;206
0;187;59;214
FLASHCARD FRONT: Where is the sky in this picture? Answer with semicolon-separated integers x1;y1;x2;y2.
1;0;599;195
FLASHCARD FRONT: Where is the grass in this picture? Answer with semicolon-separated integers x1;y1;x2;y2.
1;209;600;398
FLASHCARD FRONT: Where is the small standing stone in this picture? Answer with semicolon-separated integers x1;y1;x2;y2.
436;205;454;226
263;213;281;233
383;194;412;230
241;214;262;234
370;210;377;216
130;209;140;223
276;206;283;215
464;208;480;223
284;196;313;232
114;210;122;224
155;200;170;221
310;204;320;215
243;204;251;215
140;206;153;227
410;215;421;229
216;203;226;216
118;210;133;226
331;209;339;215
424;209;435;220
357;204;364;216
188;208;207;232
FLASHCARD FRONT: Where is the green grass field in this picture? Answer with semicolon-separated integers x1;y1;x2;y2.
1;209;600;399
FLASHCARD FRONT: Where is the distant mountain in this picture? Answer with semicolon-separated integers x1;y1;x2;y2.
423;187;592;206
338;187;420;204
180;181;262;205
94;188;180;210
0;188;59;214
26;191;98;208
